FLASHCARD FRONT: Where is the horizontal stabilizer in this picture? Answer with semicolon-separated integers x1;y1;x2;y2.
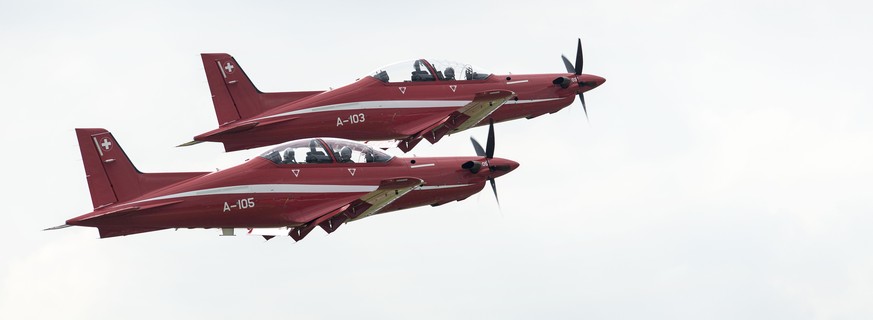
177;140;204;147
83;199;185;222
43;224;72;231
192;116;299;144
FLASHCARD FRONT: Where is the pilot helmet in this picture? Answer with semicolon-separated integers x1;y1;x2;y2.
340;146;352;161
282;148;295;161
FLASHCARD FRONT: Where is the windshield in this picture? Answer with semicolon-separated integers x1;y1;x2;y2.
260;138;393;164
368;59;492;83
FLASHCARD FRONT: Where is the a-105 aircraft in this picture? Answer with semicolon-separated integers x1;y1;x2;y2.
48;121;517;241
182;39;605;152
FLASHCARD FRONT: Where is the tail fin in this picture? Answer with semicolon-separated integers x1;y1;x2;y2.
76;129;209;209
200;53;323;126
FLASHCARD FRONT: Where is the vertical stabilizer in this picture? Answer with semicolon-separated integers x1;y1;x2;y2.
199;53;324;127
75;129;208;209
76;128;137;208
201;54;263;125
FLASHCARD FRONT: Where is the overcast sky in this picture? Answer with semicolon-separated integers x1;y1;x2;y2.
2;0;872;319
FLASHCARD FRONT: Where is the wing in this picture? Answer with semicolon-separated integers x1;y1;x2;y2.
397;90;514;152
287;177;424;241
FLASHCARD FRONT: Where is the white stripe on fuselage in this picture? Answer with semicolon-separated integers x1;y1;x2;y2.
254;100;466;121
252;98;567;121
128;183;476;204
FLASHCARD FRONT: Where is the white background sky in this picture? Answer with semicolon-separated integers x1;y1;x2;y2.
2;0;872;319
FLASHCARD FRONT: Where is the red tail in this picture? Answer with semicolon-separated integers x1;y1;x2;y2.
200;54;324;126
76;129;209;209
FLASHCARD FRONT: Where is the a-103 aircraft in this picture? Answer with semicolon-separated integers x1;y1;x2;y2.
182;39;605;152
48;121;516;241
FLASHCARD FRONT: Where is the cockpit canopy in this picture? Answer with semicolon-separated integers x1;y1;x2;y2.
260;138;393;165
369;59;491;83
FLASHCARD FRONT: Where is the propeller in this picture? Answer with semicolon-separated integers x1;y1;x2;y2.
560;38;590;121
467;118;510;206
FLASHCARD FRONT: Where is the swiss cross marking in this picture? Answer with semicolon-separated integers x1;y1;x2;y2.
100;138;112;151
224;62;235;73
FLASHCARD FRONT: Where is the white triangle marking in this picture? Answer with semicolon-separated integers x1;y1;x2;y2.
449;85;457;92
348;168;356;176
399;87;406;94
292;169;300;177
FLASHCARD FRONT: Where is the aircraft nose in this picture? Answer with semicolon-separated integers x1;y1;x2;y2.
489;157;519;178
579;74;606;90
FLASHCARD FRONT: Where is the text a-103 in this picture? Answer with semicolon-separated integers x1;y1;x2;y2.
337;113;365;126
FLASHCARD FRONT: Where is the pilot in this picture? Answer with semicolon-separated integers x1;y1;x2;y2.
364;148;376;163
339;146;353;163
306;139;326;163
373;70;389;82
444;67;455;80
411;60;423;81
281;148;296;164
411;60;433;81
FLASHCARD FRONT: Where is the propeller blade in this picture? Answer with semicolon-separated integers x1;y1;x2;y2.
470;137;486;157
574;38;583;75
561;54;575;74
579;93;588;121
489;178;499;207
485;118;495;159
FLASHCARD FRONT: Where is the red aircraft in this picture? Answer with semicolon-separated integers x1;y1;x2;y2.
48;121;517;240
182;39;605;152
